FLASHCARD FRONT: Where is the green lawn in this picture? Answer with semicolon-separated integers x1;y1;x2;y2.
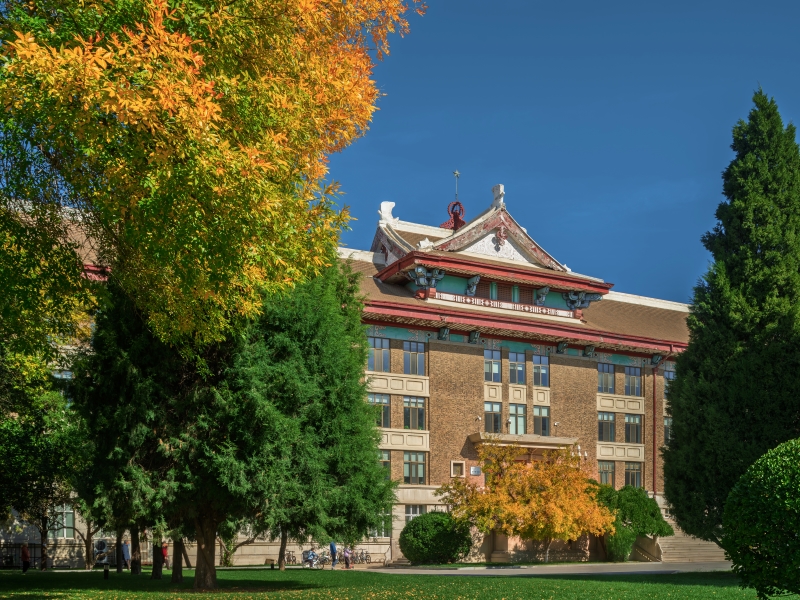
0;567;756;599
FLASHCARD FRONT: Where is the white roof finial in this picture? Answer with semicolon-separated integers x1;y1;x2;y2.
378;201;399;225
491;184;505;209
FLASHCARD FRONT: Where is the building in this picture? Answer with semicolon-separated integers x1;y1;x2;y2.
340;184;715;562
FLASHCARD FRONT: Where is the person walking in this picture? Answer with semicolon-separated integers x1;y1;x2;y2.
161;541;169;570
122;539;130;570
20;543;30;574
329;541;337;570
343;546;351;570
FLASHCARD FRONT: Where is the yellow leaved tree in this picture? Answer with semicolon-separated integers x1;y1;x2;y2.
437;440;615;563
0;0;423;351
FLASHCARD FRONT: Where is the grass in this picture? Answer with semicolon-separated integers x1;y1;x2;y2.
0;567;757;599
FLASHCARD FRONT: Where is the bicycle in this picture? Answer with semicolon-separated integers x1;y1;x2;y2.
285;550;296;564
301;551;323;570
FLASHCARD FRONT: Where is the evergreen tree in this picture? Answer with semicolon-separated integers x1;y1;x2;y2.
663;90;800;543
73;261;391;589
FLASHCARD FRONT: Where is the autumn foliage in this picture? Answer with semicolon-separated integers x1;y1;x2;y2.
437;440;615;562
0;0;422;349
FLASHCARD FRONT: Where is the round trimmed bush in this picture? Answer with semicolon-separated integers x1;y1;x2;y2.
722;438;800;599
398;512;472;564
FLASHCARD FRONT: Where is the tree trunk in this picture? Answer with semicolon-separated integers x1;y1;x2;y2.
181;540;192;569
278;530;288;571
194;516;218;590
171;539;184;583
84;521;95;570
544;538;553;563
39;516;49;571
116;531;123;573
131;526;142;575
151;535;163;580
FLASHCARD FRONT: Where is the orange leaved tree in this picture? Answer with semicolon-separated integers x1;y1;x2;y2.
437;440;615;562
0;0;424;352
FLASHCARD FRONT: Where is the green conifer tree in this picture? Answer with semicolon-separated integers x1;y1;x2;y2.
663;90;800;543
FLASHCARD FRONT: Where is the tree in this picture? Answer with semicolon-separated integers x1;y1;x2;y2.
722;438;800;599
72;260;392;589
595;485;673;562
0;0;422;351
398;512;472;564
437;441;614;563
663;90;800;544
0;392;76;570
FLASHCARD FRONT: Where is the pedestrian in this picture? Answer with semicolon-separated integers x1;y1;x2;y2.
20;543;30;574
343;546;351;570
161;541;169;570
329;540;337;570
122;539;130;570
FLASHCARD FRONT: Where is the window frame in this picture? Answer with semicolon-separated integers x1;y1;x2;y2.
370;511;393;539
403;342;426;376
664;416;673;446
403;452;426;485
509;352;526;385
368;393;391;428
533;405;550;436
598;460;615;487
450;461;466;478
625;462;643;488
367;337;390;373
403;396;426;430
49;503;75;540
597;363;614;393
405;504;426;523
484;350;501;383
484;401;502;433
625;413;642;444
625;367;642;397
598;411;616;442
379;449;391;480
532;355;549;387
509;403;526;435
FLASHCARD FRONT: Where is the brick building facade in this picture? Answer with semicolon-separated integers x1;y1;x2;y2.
344;185;691;562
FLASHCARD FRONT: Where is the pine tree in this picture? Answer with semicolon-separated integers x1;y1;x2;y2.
663;90;800;544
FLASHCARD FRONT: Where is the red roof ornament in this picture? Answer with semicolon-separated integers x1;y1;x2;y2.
440;201;466;231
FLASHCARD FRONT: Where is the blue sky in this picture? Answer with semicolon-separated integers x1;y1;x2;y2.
329;1;800;303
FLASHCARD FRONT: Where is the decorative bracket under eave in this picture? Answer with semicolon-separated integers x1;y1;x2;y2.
562;291;603;310
408;266;445;299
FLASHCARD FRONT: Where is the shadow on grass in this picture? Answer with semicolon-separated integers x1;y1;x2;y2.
499;571;742;588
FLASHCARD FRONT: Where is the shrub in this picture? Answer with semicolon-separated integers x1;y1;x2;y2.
596;485;674;562
398;512;472;564
722;438;800;599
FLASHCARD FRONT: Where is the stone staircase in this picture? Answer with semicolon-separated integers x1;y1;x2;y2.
658;522;727;562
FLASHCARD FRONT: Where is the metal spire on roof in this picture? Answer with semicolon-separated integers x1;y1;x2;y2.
453;170;460;201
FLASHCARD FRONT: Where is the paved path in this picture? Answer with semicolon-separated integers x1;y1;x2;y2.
368;561;732;577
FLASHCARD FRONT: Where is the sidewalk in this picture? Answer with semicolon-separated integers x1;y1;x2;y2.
369;561;732;577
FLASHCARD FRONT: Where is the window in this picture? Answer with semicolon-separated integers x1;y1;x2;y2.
625;367;642;396
403;397;426;430
49;504;74;539
533;406;550;436
379;450;391;480
484;350;501;382
509;404;526;435
625;462;643;488
370;512;392;538
598;412;615;442
368;393;391;428
598;461;615;487
451;461;465;477
664;417;673;446
509;352;526;385
532;355;549;387
368;337;390;372
598;363;614;393
405;505;426;523
403;453;426;485
403;342;425;375
664;370;676;396
484;402;502;433
625;414;642;444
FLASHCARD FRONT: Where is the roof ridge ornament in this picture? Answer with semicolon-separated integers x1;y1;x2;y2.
440;201;466;230
378;201;399;226
491;184;505;209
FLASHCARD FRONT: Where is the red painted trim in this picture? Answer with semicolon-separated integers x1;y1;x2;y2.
375;252;614;295
82;263;109;281
363;300;688;354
